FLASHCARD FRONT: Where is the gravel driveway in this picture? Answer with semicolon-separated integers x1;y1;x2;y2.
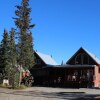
0;87;100;100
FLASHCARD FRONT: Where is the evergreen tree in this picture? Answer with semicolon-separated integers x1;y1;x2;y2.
0;29;10;78
25;32;35;68
9;28;17;68
9;28;19;87
14;0;35;69
0;29;19;88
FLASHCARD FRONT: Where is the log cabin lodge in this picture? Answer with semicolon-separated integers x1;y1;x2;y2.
30;47;100;88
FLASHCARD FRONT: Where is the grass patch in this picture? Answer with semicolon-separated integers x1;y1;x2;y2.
13;85;27;90
0;83;11;88
0;84;27;90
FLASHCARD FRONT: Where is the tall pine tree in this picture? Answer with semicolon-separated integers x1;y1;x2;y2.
0;29;10;78
9;28;17;68
9;28;19;87
14;0;35;69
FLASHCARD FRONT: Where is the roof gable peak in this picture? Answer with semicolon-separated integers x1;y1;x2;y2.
66;47;100;65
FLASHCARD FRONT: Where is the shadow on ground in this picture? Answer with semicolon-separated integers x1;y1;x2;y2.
0;90;100;100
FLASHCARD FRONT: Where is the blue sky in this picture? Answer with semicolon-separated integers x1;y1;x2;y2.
0;0;100;64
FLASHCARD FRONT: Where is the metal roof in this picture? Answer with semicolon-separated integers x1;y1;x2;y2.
83;48;100;65
36;52;58;65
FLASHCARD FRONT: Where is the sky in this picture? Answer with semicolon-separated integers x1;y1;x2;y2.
0;0;100;64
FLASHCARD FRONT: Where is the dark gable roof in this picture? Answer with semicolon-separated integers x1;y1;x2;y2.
66;47;100;65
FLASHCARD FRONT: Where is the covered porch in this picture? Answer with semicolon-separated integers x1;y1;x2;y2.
48;65;95;88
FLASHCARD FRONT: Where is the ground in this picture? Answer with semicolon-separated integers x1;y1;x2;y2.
0;87;100;100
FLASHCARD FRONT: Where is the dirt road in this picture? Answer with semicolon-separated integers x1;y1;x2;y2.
0;87;100;100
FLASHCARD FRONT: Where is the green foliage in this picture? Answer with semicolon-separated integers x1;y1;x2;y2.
9;28;20;88
0;73;3;84
0;28;19;88
0;0;36;89
13;84;27;89
0;29;10;78
21;75;34;87
10;71;20;88
22;32;35;69
14;0;35;69
0;83;10;88
9;28;16;64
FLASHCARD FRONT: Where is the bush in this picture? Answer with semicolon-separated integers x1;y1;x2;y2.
13;85;27;89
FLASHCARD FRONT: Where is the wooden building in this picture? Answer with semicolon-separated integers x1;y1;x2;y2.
30;47;100;88
30;51;57;85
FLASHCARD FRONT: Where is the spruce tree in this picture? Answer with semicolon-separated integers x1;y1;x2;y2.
9;28;16;68
25;32;35;68
14;0;35;69
0;29;10;78
9;28;19;87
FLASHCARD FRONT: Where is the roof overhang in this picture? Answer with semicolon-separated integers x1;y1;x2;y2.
50;65;95;68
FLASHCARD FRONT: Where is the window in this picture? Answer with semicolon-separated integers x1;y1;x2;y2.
75;53;82;64
75;53;89;65
83;54;89;64
36;59;41;65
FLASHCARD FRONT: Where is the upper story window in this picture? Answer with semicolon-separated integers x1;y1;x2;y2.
36;59;41;65
83;54;89;64
75;53;89;65
75;53;81;64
